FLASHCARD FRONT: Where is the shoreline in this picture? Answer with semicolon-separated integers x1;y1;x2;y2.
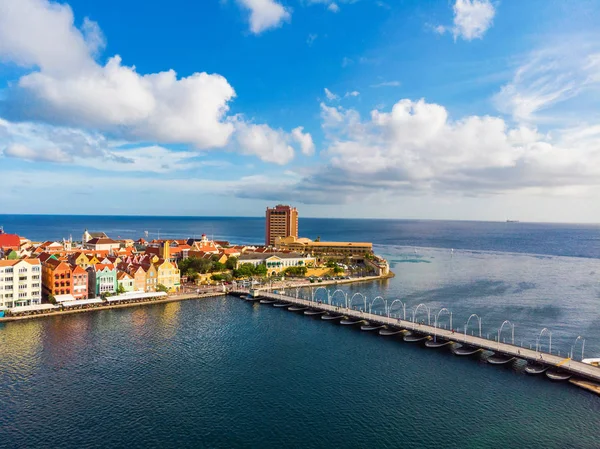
0;273;393;323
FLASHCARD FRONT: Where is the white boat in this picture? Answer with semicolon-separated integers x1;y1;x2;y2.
582;358;600;367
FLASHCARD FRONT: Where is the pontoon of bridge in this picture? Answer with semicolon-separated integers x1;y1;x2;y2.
234;289;600;384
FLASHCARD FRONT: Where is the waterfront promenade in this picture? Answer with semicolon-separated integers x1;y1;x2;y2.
246;289;600;385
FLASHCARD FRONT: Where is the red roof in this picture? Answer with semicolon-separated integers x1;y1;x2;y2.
0;233;20;249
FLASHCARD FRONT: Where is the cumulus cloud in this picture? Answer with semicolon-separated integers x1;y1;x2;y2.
240;98;600;204
291;126;315;156
235;121;295;164
0;0;307;165
0;119;205;173
435;0;496;41
237;0;291;34
344;91;360;98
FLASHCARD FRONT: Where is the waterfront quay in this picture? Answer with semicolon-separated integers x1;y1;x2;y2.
236;288;600;394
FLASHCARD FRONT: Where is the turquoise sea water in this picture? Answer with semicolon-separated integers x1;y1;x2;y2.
1;217;600;447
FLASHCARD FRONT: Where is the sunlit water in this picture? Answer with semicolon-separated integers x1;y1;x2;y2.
1;217;600;447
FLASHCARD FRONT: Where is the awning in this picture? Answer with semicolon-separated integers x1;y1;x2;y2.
106;291;168;302
54;294;77;303
10;304;59;313
61;298;104;307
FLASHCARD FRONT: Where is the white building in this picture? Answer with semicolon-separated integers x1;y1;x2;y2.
0;259;42;309
83;237;121;252
237;252;315;276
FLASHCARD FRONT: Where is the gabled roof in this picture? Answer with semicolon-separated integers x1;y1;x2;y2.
86;238;120;245
72;265;87;275
0;233;21;248
117;271;133;280
0;258;41;267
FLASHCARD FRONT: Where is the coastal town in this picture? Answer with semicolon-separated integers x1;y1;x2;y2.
0;205;390;318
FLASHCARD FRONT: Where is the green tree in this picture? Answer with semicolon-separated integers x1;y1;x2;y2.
48;294;56;305
116;283;126;294
254;264;267;276
156;284;169;293
212;261;226;272
225;256;238;270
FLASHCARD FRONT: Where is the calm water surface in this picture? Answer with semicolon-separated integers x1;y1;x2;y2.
1;216;600;447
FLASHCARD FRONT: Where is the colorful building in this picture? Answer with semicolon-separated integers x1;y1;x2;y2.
42;259;73;297
87;264;117;297
237;252;315;276
0;259;42;308
72;265;88;299
117;272;135;292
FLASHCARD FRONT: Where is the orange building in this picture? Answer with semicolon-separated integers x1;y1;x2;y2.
265;204;298;246
72;265;88;299
42;259;73;297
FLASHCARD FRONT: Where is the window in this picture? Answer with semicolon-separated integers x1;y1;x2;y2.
32;275;40;280
18;292;27;298
32;266;40;272
18;268;27;273
6;268;13;273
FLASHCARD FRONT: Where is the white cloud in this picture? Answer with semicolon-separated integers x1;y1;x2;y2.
452;0;495;41
324;87;339;101
247;97;600;205
235;121;295;164
328;3;340;13
291;126;315;156
307;33;318;45
237;0;291;34
0;0;309;166
494;45;600;123
370;81;401;88
344;91;360;97
3;143;72;163
434;0;495;41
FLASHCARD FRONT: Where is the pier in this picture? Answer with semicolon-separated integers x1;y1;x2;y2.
234;288;600;388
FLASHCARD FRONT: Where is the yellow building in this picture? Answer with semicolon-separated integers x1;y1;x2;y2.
144;264;158;292
275;236;373;260
237;252;315;276
69;252;91;269
156;260;180;292
155;242;180;292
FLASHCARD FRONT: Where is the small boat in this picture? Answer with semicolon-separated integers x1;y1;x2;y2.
273;302;292;307
304;309;326;316
259;299;277;304
379;328;404;336
244;295;260;302
546;369;572;381
321;314;343;320
453;345;482;356
524;363;548;375
425;339;452;348
487;354;516;365
288;306;308;312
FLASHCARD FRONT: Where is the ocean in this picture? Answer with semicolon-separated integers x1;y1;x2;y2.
1;215;599;448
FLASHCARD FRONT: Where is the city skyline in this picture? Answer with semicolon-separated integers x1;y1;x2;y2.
1;1;600;222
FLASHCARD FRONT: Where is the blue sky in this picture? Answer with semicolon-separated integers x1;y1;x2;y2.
1;0;600;222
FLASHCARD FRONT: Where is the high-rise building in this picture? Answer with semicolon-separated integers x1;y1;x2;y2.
265;205;298;246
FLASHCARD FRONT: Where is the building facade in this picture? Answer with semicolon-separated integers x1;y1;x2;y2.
87;264;117;297
275;236;373;260
117;272;135;292
42;259;73;297
0;259;42;309
237;252;315;276
265;204;298;246
72;265;88;299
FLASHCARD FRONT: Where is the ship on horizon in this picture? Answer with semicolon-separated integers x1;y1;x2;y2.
506;219;520;223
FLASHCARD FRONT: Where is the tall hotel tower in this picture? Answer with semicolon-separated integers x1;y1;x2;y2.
265;205;299;246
